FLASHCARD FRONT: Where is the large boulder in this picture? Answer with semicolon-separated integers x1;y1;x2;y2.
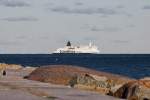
113;79;150;100
27;65;133;94
28;65;132;85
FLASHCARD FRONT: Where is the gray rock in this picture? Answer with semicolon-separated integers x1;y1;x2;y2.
69;74;116;94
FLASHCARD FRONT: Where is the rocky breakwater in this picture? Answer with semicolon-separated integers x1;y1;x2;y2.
112;78;150;100
27;65;133;95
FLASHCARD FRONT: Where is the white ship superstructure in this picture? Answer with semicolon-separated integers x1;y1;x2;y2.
53;41;100;54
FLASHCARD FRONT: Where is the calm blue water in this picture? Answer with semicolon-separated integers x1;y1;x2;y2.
0;54;150;79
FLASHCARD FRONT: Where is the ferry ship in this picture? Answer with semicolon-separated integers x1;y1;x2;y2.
53;41;100;54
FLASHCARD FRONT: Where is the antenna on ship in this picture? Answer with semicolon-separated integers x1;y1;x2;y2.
89;41;92;47
66;41;71;46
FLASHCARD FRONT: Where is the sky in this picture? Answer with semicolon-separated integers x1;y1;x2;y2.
0;0;150;54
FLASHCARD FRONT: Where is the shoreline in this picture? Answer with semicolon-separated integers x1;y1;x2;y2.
0;54;149;79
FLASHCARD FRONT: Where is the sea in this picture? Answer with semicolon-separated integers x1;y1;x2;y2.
0;54;150;79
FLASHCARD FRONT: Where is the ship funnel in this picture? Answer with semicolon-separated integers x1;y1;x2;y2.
66;41;71;46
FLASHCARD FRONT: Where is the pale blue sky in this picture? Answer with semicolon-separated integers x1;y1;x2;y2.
0;0;150;53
